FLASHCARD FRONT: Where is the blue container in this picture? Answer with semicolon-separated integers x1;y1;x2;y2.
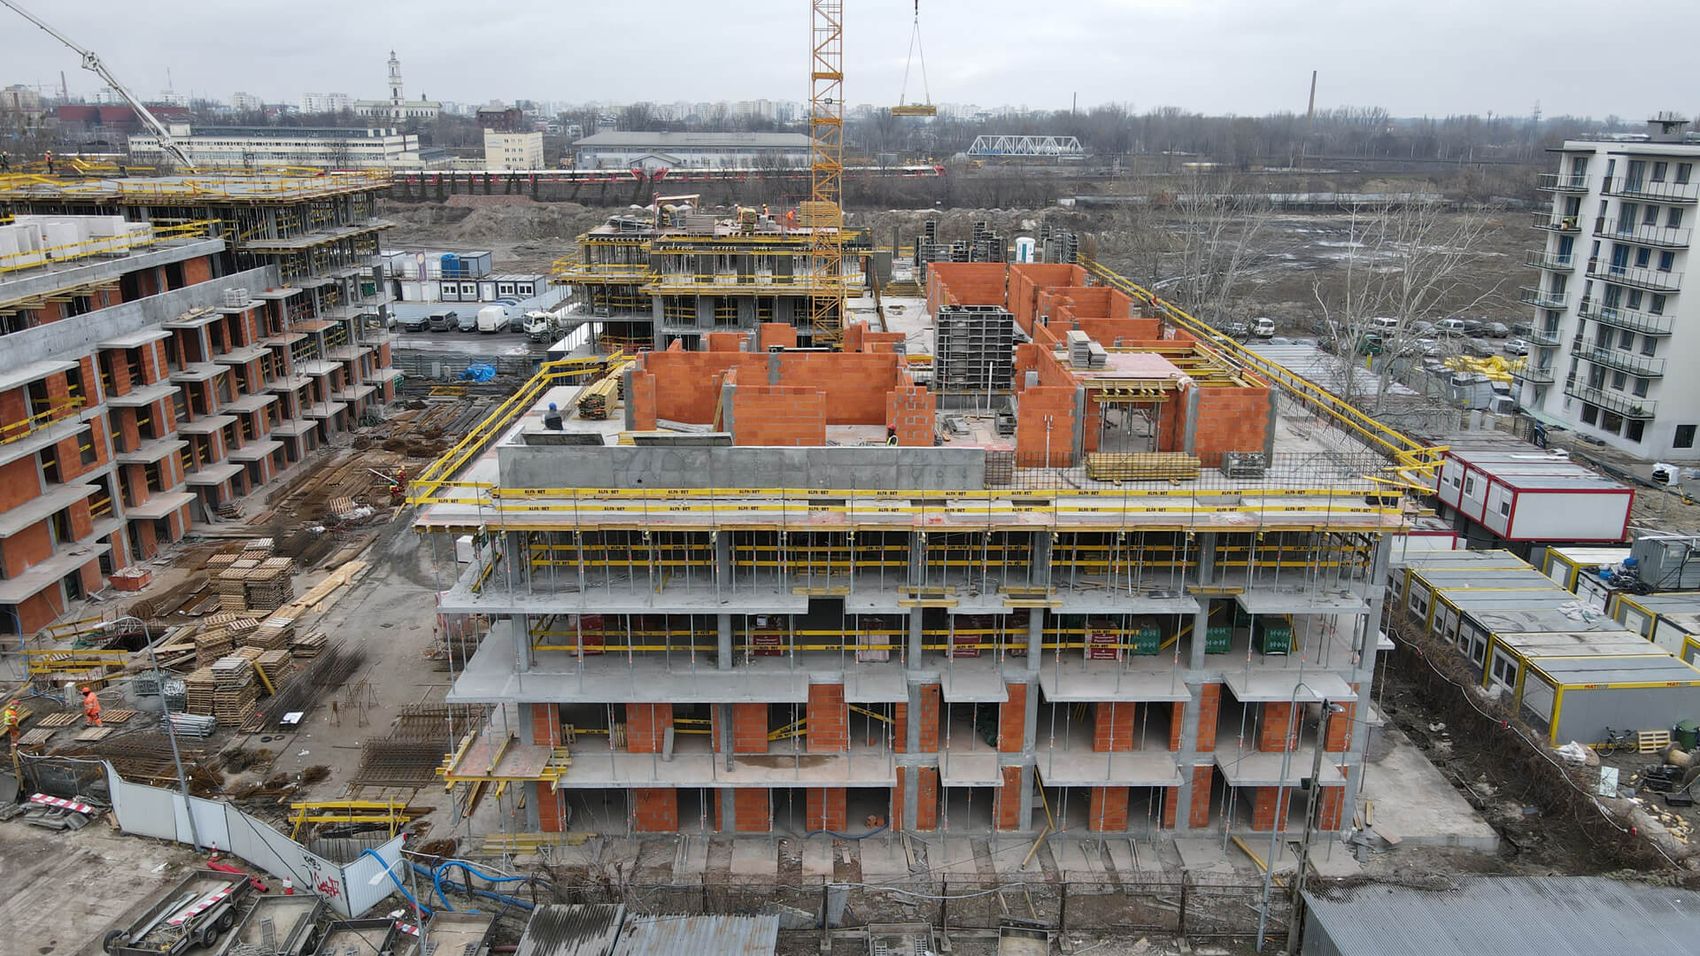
440;253;461;279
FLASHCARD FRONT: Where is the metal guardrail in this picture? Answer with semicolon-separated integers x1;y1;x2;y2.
1518;287;1569;309
1604;177;1700;203
1578;344;1666;377
1579;302;1676;336
1563;382;1657;420
0;399;84;445
1594;219;1692;248
1537;173;1590;192
0;219;217;276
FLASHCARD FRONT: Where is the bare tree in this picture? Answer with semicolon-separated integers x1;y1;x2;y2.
1312;199;1506;408
1166;170;1271;324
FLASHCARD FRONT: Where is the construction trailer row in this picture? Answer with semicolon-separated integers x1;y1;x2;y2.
1395;549;1700;745
1435;448;1634;546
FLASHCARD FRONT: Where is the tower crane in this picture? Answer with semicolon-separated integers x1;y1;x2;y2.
805;0;846;347
2;0;197;171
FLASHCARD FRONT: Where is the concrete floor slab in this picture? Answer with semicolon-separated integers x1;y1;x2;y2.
1359;722;1501;850
990;838;1046;876
802;840;834;877
936;837;981;876
1051;839;1099;878
679;834;710;875
730;838;776;877
1174;837;1238;877
1104;838;1136;878
857;838;911;878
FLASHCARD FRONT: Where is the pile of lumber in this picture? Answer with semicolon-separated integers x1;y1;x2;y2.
194;626;237;667
210;655;258;723
291;630;328;659
247;615;296;650
576;372;620;419
184;667;216;715
1084;452;1203;482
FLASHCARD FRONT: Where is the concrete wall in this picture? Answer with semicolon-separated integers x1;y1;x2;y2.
0;263;274;375
499;443;986;490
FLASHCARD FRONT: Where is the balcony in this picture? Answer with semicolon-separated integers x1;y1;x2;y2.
1528;327;1563;347
1537;173;1591;193
1605;178;1700;204
1519;286;1569;309
1579;301;1675;336
1578;344;1666;377
1526;251;1577;272
1595;218;1693;249
1532;212;1582;233
1564;382;1657;420
1514;364;1556;384
1585;263;1683;293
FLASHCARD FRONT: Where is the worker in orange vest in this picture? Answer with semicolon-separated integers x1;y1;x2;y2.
79;686;102;727
1;701;21;748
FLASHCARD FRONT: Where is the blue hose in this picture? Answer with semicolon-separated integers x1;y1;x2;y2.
360;849;432;918
411;860;537;914
806;822;890;840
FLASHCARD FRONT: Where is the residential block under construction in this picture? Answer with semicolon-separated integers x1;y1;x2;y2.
0;172;397;633
416;253;1429;838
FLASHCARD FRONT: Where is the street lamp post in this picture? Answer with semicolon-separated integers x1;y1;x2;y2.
113;615;201;850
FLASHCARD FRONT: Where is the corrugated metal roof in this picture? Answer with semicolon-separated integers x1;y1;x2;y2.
609;914;779;956
1528;653;1700;685
574;132;811;148
515;904;626;956
1303;877;1700;955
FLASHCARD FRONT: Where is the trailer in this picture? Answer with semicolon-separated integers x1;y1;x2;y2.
313;918;409;956
1436;449;1633;543
103;869;254;955
216;895;325;956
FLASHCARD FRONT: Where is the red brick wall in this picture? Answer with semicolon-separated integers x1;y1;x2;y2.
0;458;39;511
1252;786;1291;832
731;385;826;446
994;765;1025;830
1259;702;1297;753
1089;786;1129;831
2;522;52;578
633;788;679;832
530;704;560;746
1325;699;1356;753
1189;765;1214;828
626;703;673;753
182;256;213;286
15;588;64;635
536;782;565;832
1196;683;1220;752
1014;386;1076;467
884;384;936;446
1161;786;1179;828
717;787;771;832
1188;386;1272;467
926;262;1009;315
1093;702;1136;752
706;331;746;352
999;683;1027;752
132;518;159;560
807;683;847;753
712;703;769;754
1318;780;1346;831
805;787;847;831
758;323;797;351
894;683;940;753
627;371;657;431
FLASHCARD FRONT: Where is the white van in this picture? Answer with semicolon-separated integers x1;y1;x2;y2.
1434;318;1470;336
477;304;514;334
1250;317;1277;338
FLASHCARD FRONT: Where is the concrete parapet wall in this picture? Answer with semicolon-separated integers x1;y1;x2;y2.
499;443;986;490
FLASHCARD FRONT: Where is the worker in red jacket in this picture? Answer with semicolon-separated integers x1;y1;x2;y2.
79;686;102;727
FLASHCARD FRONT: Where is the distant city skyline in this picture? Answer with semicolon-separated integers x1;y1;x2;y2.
4;0;1698;120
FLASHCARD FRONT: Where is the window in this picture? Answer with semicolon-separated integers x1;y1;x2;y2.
1618;203;1636;229
1644;205;1660;226
1651;294;1668;315
1678;163;1693;185
1659;251;1675;272
1653;162;1669;182
1612;371;1628;390
1620;328;1635;349
1463;475;1476;495
1634;377;1649;398
1581;404;1599;425
1635;247;1652;268
1670;208;1685;228
1499;499;1512;516
1642;336;1658;357
1628;289;1644;310
1677;425;1697;449
1627;420;1646;443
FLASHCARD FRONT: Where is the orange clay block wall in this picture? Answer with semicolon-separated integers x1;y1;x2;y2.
925;262;1008;315
730;385;826;446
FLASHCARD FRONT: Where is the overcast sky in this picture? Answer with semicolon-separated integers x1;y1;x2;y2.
5;0;1695;118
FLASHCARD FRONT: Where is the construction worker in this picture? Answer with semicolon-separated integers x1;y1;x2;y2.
79;686;101;727
1;701;21;749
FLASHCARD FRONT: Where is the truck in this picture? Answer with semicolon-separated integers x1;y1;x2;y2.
477;301;520;334
103;869;255;955
523;310;562;343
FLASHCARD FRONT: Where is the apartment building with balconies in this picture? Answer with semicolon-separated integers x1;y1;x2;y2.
1519;115;1700;458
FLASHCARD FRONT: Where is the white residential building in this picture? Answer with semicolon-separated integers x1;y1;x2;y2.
483;130;544;170
230;91;263;112
1519;115;1700;460
128;124;422;169
302;92;352;114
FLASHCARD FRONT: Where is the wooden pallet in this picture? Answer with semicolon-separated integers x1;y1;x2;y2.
17;728;55;746
101;709;138;725
1084;452;1203;482
1640;729;1673;754
36;711;81;728
73;726;116;741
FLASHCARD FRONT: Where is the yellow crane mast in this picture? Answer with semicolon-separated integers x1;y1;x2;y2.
806;0;846;347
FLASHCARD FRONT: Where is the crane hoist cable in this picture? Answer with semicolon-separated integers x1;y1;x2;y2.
893;0;936;116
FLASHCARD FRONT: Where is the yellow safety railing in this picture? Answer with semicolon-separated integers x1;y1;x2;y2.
0;170;390;204
0;219;218;276
24;648;127;676
1082;259;1447;475
0;399;84;445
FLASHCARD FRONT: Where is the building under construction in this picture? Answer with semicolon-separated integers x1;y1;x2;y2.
414;254;1437;839
554;203;855;354
0;171;397;634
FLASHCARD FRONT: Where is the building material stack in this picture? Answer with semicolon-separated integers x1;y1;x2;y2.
211;655;259;724
247;615;297;651
183;667;217;716
194;626;237;667
935;306;1016;396
243;559;296;612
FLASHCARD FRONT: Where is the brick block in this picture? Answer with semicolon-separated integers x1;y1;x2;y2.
895;683;940;753
633;787;678;832
712;702;769;754
994;765;1025;831
805;787;847;831
531;703;561;747
1325;699;1356;753
1251;786;1291;832
807;682;847;753
1259;701;1297;753
1161;786;1179;828
536;782;565;833
1196;683;1220;753
1093;702;1136;752
626;703;672;753
723;787;770;832
1088;786;1129;831
1189;765;1214;828
999;683;1028;752
629;371;657;431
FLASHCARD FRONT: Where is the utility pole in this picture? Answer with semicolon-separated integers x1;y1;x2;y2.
1299;70;1317;169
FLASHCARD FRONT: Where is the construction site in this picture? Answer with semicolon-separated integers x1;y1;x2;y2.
11;2;1700;956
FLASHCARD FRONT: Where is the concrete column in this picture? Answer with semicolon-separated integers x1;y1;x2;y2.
1026;609;1044;673
1339;535;1395;831
906;610;923;664
1190;532;1216;671
719;382;736;435
1071;386;1087;464
650;296;666;350
621;368;637;431
767;352;781;384
1181;386;1201;455
717;614;734;672
1263;391;1279;462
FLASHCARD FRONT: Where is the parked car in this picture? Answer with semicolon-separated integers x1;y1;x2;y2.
1482;321;1511;338
428;311;459;332
1368;316;1401;331
1433;318;1469;336
1504;338;1531;356
1412;320;1437;336
457;310;479;332
398;312;428;333
1250;317;1277;338
1458;318;1485;335
1222;319;1250;338
1416;338;1442;356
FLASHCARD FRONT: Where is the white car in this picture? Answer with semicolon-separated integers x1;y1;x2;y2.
1250;317;1277;338
1504;338;1531;356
